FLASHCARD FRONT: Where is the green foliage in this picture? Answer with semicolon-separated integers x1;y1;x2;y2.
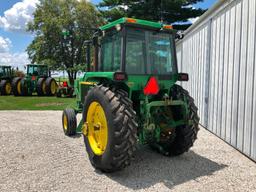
27;0;103;85
98;0;206;28
14;69;25;78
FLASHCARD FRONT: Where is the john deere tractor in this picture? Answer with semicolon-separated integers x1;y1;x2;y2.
62;18;199;172
12;64;57;96
0;65;13;95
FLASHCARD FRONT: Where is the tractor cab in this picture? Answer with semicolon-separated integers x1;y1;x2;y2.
98;18;176;76
0;66;12;79
85;18;188;80
26;64;48;77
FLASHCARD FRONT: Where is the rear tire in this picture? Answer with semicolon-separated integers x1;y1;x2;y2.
45;77;57;96
12;77;22;96
20;79;30;96
0;80;12;95
37;78;46;96
154;85;199;156
62;108;77;136
82;85;138;172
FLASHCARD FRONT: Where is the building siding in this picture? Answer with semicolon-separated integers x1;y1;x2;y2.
176;0;256;161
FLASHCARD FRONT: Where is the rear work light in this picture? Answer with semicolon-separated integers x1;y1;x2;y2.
113;72;127;81
143;76;160;95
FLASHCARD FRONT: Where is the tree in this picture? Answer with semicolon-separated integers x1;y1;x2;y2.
98;0;206;29
14;69;25;78
27;0;103;85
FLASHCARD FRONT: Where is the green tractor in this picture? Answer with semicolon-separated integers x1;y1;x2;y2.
0;65;13;95
62;18;199;172
56;80;74;98
12;64;57;96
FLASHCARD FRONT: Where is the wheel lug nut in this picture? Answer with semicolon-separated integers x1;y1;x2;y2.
94;124;100;131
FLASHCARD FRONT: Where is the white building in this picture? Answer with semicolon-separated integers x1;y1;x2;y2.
176;0;256;161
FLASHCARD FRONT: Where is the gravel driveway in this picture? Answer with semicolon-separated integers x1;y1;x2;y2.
0;111;255;192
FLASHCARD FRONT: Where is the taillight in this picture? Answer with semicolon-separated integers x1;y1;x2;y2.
143;76;160;95
178;73;189;81
63;81;68;87
113;72;127;81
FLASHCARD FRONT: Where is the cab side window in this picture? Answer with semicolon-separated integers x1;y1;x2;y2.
101;32;121;71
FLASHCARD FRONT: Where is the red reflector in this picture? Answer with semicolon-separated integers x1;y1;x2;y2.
31;76;36;80
63;81;68;87
143;77;160;95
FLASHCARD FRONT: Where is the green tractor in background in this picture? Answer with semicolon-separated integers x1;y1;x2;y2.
0;65;13;95
12;64;57;96
62;18;199;172
56;80;74;98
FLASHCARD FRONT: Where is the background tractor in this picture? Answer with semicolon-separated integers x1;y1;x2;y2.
56;80;74;98
12;64;57;96
0;65;13;95
62;18;199;173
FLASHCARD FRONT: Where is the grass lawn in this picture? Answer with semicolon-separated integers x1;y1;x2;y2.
0;96;76;110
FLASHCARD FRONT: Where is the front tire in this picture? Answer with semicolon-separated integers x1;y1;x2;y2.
82;85;138;172
62;108;77;136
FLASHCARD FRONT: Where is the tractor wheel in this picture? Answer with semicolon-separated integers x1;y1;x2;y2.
62;108;77;136
12;77;22;96
82;85;137;172
45;77;57;96
37;78;46;96
154;85;199;156
0;80;12;95
20;79;30;96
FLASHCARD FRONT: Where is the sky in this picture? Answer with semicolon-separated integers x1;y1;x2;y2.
0;0;217;68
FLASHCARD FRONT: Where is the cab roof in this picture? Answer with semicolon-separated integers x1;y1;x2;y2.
100;17;173;31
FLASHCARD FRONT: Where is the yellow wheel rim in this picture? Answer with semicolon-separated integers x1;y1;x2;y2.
42;81;46;95
17;81;21;95
50;81;56;94
86;101;108;156
63;114;68;131
5;82;11;95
